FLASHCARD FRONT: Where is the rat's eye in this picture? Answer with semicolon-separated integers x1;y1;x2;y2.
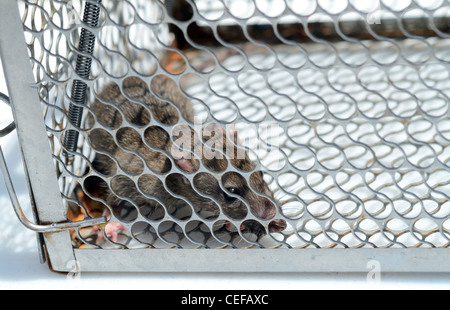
224;187;241;203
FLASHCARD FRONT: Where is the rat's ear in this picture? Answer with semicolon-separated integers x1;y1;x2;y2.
176;157;197;173
170;146;198;173
172;154;195;186
170;124;199;173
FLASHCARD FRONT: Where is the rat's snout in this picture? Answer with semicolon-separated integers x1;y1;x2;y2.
250;197;277;219
240;219;286;235
225;218;286;236
240;220;266;236
248;199;287;233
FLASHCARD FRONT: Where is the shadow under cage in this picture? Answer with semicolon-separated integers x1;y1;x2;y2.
1;0;450;272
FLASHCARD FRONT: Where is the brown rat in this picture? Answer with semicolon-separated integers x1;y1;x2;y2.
86;75;286;242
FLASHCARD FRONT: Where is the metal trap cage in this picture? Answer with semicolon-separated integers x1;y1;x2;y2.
1;0;450;272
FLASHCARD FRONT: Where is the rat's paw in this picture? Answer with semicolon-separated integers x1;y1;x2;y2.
93;222;129;244
105;222;128;243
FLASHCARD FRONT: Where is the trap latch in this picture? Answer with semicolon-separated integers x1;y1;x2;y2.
0;93;107;233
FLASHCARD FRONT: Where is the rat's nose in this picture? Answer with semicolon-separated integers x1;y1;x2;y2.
240;219;287;235
240;220;266;236
224;219;286;236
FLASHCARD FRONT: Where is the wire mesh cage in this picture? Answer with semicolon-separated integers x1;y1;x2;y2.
1;0;450;272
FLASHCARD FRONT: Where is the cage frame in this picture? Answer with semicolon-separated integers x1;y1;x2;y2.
1;0;450;273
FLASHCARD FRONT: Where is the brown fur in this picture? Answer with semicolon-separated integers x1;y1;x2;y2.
87;76;286;236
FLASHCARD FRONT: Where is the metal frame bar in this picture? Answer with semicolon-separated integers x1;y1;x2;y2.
1;0;449;273
74;248;450;273
0;0;74;272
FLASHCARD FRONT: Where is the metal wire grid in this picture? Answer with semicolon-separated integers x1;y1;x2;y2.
16;0;450;251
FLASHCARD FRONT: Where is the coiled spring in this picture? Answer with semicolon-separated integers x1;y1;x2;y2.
63;0;102;159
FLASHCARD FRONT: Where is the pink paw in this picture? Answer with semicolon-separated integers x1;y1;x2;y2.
93;222;128;244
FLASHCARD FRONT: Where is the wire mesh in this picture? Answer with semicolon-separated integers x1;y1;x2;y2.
17;0;450;251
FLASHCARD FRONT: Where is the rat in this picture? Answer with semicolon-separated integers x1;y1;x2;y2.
85;75;286;244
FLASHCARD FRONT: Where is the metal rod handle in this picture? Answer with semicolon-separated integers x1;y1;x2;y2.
0;93;16;138
0;144;106;232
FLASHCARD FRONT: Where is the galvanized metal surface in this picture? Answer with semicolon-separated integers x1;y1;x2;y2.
74;248;450;272
3;0;450;272
0;0;75;271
